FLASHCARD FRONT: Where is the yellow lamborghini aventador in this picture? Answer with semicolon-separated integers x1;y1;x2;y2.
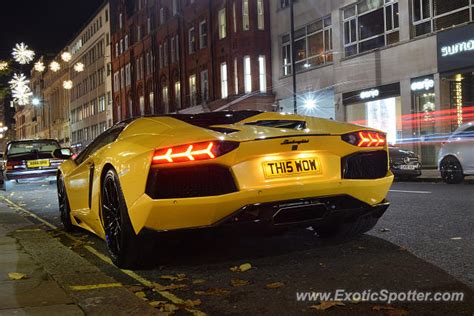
55;111;393;268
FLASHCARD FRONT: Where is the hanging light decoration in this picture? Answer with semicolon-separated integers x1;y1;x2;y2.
63;80;73;90
49;61;61;72
0;61;8;71
34;61;46;72
61;52;72;62
12;43;35;65
9;73;33;105
74;62;85;72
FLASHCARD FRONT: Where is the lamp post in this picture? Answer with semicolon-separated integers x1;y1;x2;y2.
32;97;52;139
290;0;298;114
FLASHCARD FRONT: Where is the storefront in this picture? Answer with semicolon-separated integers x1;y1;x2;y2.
410;75;437;166
343;83;402;145
437;23;474;132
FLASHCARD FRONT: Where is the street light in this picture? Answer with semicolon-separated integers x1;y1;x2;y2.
304;98;316;110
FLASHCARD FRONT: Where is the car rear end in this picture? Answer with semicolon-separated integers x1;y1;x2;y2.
389;147;422;178
124;113;394;234
4;140;63;182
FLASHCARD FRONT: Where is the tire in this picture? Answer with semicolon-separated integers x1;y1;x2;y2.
57;175;75;232
101;168;146;268
440;157;464;184
313;215;379;239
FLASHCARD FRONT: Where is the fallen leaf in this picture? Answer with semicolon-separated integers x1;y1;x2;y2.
373;305;408;316
134;291;147;300
357;246;366;250
451;237;462;240
153;283;188;291
126;285;146;293
230;279;250;287
149;300;167;308
194;288;231;296
266;282;284;289
184;299;202;307
8;272;28;280
398;246;407;251
160;274;187;282
159;303;179;313
379;228;391;233
230;263;252;272
310;301;345;311
192;279;206;285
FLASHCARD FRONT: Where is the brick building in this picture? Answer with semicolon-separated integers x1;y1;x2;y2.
110;0;274;121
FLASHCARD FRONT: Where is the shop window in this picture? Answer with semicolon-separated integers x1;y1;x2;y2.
343;1;399;57
412;0;472;37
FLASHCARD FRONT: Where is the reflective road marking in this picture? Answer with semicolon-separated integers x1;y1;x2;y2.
389;190;432;194
70;283;122;291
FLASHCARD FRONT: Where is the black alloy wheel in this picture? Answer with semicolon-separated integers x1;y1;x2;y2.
57;175;74;231
440;157;464;184
101;168;143;268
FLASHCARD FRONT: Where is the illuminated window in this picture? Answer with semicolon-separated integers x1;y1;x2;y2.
220;63;228;98
242;0;249;30
234;58;239;94
219;8;227;39
189;75;197;106
175;81;181;109
258;56;266;93
343;1;399;57
244;56;251;93
162;86;169;113
257;0;264;30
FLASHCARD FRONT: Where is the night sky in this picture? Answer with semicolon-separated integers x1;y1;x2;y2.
0;0;105;60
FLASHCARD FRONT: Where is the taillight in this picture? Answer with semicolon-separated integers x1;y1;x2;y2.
6;161;23;170
152;141;239;165
342;131;386;147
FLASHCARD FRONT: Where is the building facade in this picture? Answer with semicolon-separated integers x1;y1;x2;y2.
14;53;71;146
271;0;474;167
69;2;113;150
110;0;274;121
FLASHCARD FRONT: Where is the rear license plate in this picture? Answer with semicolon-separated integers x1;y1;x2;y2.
27;159;50;168
399;165;416;170
263;158;321;178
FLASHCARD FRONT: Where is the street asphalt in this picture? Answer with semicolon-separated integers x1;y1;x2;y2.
0;179;473;315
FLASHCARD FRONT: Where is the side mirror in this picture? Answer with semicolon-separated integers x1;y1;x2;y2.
53;148;73;160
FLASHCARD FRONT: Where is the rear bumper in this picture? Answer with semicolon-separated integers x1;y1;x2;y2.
127;175;394;234
391;168;422;177
217;195;390;229
5;169;57;180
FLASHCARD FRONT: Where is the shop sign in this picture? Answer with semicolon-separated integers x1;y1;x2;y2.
411;78;434;92
438;24;474;73
360;89;380;100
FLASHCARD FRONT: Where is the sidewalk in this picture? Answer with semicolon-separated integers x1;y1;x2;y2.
401;169;474;184
0;200;159;315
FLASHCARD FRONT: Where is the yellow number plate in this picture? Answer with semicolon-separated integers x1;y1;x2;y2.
27;159;50;168
262;158;321;178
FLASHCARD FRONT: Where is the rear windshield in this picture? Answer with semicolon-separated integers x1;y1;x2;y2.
169;111;262;128
7;140;60;156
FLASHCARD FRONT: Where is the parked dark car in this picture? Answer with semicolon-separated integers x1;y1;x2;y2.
3;139;64;187
389;147;422;179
